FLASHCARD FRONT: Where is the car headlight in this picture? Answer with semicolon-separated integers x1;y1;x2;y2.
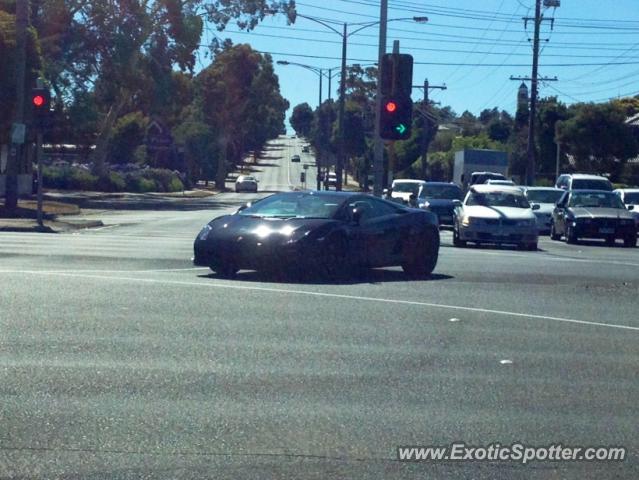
197;224;212;240
462;215;475;226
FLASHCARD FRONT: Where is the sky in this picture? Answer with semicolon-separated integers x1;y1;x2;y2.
198;0;639;127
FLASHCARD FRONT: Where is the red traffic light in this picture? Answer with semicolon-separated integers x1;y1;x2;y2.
385;101;397;113
32;95;46;107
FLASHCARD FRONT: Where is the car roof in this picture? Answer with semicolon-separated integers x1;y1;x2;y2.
564;174;610;180
523;186;563;191
470;184;525;193
393;179;426;184
614;188;639;193
424;181;459;186
568;189;615;194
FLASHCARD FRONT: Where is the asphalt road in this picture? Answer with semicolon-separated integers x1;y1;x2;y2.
1;137;638;479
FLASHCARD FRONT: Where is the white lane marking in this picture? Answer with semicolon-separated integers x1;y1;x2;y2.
500;359;514;365
1;269;638;332
0;267;207;274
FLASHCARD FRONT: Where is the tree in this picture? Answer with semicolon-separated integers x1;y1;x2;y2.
557;102;638;180
290;103;314;137
536;96;568;176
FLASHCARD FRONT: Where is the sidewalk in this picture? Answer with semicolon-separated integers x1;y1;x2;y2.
0;199;104;233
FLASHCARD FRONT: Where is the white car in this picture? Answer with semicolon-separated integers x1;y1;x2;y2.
615;188;639;226
390;179;426;204
453;185;540;250
235;175;258;193
522;187;565;234
485;179;516;186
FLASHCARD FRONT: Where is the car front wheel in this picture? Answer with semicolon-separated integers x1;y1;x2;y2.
566;226;578;244
550;222;561;241
402;227;440;278
624;233;637;248
452;224;467;248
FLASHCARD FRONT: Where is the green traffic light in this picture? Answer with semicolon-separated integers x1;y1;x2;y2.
395;124;407;135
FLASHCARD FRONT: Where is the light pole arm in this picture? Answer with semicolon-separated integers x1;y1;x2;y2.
295;13;344;36
348;17;427;37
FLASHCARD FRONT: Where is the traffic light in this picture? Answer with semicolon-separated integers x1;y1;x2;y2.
380;96;412;140
379;53;413;140
31;87;51;129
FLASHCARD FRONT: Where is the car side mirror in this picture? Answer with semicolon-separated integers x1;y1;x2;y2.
237;202;251;213
532;203;540;211
382;188;389;196
628;205;634;211
452;199;462;207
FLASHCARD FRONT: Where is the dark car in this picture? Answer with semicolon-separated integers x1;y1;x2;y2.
550;190;637;247
418;182;463;227
193;191;440;278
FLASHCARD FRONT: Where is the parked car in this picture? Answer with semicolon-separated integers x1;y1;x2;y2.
469;172;507;187
550;190;637;247
235;175;258;193
327;172;337;188
453;185;539;250
614;188;639;226
555;173;612;191
522;187;565;234
418;182;463;227
302;145;310;153
390;179;426;204
193;191;440;278
291;155;301;163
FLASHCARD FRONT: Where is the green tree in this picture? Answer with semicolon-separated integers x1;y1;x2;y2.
290;103;314;137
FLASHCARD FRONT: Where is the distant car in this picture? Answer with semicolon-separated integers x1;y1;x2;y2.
614;188;639;226
302;145;310;153
550;190;637;247
555;173;612;191
193;191;440;278
418;182;463;227
327;172;337;188
522;187;565;234
291;155;301;163
391;179;426;204
235;175;258;193
453;184;539;250
469;172;507;187
485;179;516;186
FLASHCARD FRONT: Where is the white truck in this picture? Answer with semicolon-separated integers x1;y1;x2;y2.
453;149;509;191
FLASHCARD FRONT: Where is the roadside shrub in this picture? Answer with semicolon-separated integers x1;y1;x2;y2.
168;176;184;192
137;178;157;192
143;168;174;192
96;171;126;192
69;168;99;190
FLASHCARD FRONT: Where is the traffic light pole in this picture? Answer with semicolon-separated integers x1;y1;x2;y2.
372;0;388;197
36;131;44;227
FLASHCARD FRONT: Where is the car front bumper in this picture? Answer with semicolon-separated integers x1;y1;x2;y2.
569;220;636;239
459;224;538;245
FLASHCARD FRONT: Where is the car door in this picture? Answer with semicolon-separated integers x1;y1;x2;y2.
348;196;405;267
553;192;570;235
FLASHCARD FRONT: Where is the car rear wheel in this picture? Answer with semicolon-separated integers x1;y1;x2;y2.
211;262;238;278
605;235;616;246
550;222;561;241
452;225;466;247
624;233;637;248
565;226;578;244
402;227;439;278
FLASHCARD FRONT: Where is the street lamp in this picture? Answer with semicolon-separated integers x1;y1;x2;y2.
293;13;428;190
276;61;341;106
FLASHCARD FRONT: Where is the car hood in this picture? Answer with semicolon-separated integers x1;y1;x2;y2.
205;215;338;241
463;205;535;220
391;192;412;203
568;207;635;220
532;203;554;215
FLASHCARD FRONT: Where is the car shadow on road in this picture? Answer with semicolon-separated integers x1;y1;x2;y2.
198;269;454;285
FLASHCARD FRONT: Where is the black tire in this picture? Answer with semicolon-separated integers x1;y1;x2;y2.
605;235;616;246
320;234;349;280
566;226;578;244
624;233;637;248
527;242;538;251
550;222;561;241
452;224;467;248
402;227;440;278
212;262;238;278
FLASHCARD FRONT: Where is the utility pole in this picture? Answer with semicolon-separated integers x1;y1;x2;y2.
5;0;29;210
511;0;559;186
328;68;332;101
336;23;348;191
414;79;446;180
372;0;388;197
319;69;323;106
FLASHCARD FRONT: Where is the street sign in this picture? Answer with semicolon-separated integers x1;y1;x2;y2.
11;123;26;144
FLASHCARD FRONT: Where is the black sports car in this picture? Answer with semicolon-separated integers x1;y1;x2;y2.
193;191;440;278
550;190;637;247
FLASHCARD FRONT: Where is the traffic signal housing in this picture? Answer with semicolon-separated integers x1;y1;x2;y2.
31;87;51;129
380;96;412;140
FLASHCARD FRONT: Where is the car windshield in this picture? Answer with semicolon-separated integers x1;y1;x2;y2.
571;179;612;190
623;192;639;204
241;176;255;182
466;191;531;208
471;173;505;184
420;184;462;200
239;194;342;218
526;189;564;204
393;182;420;194
569;192;625;209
